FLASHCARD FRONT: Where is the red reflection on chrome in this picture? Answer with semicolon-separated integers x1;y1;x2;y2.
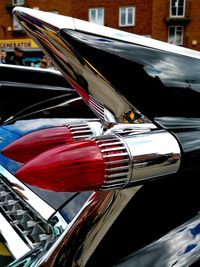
15;140;105;192
2;126;73;163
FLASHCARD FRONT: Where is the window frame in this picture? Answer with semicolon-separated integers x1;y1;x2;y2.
88;8;104;25
168;25;184;46
12;0;25;6
119;6;136;27
170;0;185;17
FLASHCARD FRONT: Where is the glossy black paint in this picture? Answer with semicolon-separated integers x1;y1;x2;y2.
155;117;200;173
60;29;200;121
0;65;94;124
112;213;200;267
85;168;200;267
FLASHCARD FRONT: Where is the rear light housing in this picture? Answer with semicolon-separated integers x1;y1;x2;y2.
15;129;181;192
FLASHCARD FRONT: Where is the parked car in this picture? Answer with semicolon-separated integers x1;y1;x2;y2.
1;6;200;267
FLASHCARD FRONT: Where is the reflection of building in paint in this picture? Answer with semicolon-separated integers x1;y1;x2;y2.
116;215;200;266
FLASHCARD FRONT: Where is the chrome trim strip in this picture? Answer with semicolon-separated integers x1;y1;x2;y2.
0;213;30;259
0;81;73;91
0;165;55;220
14;7;75;30
0;63;62;75
105;123;157;135
14;7;200;60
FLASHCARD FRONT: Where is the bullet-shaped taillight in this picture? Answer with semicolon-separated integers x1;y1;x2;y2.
2;121;102;163
15;130;181;192
16;140;108;192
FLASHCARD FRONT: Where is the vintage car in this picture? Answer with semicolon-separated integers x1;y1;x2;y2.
1;6;200;267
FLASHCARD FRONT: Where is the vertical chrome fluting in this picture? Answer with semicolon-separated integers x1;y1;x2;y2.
93;128;181;190
66;120;103;139
95;135;132;190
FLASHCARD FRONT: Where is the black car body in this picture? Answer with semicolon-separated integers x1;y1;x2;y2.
1;6;200;267
0;64;94;124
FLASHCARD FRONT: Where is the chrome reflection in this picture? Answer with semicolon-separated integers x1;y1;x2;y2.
0;213;30;259
0;165;55;220
13;7;149;126
67;120;103;139
91;128;181;190
121;128;181;184
27;187;141;267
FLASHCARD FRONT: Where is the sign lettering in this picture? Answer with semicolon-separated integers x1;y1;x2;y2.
0;39;38;50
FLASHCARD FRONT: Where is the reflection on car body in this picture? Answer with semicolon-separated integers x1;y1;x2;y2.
0;6;200;267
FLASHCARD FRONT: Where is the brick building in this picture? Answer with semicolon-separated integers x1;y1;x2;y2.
0;0;200;65
152;0;200;51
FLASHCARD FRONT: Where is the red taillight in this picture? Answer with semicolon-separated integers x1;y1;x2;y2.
2;126;73;163
15;140;106;192
2;123;94;163
15;135;131;192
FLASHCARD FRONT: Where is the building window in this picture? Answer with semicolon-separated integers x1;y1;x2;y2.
170;0;185;17
168;26;183;45
88;8;104;25
12;0;24;6
119;7;135;27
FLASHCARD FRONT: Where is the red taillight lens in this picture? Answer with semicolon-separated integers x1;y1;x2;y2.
2;126;73;163
15;140;106;192
15;135;131;192
2;123;94;163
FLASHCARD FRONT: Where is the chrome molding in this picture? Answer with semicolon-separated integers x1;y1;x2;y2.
0;213;30;259
0;165;55;220
0;173;55;250
105;122;157;135
0;166;69;265
0;81;71;91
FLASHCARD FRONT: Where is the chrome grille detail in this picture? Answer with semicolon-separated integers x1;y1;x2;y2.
95;135;132;190
0;176;55;249
66;122;93;139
